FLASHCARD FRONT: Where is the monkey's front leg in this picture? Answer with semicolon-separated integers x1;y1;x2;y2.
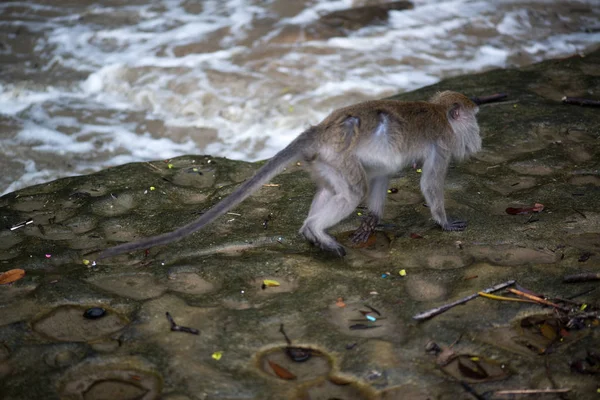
351;175;388;243
421;148;467;231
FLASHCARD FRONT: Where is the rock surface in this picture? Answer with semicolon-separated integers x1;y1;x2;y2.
1;49;600;399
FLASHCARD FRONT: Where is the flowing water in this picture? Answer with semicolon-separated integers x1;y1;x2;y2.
1;0;599;195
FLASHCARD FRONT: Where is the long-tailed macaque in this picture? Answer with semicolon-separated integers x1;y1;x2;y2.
98;91;481;259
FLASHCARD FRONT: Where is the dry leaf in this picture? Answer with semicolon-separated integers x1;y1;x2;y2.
540;323;558;341
262;279;280;287
268;360;296;380
0;269;25;285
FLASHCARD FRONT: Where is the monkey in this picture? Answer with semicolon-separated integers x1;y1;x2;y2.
98;91;481;259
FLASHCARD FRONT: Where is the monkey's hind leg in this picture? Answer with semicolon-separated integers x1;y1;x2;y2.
421;147;467;231
300;159;367;257
351;175;388;243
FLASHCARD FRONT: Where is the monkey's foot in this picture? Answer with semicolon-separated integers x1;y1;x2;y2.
350;213;379;244
322;242;347;257
310;238;346;257
300;227;346;257
441;219;467;231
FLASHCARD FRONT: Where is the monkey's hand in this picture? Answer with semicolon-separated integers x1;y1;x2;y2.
351;213;379;244
441;219;467;231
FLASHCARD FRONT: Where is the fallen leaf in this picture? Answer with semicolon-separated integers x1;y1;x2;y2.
262;279;280;288
0;269;25;285
353;233;377;248
457;357;489;380
540;323;558;341
268;360;296;380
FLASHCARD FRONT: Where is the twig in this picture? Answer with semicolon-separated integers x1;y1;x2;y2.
493;388;570;396
478;292;535;303
10;218;33;231
562;96;600;107
506;289;570;312
567;287;596;299
470;93;508;105
563;272;600;283
413;280;515;320
165;312;199;335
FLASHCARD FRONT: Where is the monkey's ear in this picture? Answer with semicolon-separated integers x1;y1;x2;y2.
449;103;461;120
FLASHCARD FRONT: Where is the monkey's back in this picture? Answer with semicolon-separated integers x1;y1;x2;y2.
315;100;452;164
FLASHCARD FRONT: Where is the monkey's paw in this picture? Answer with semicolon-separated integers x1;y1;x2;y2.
324;243;347;257
350;214;379;244
315;240;347;257
442;219;467;231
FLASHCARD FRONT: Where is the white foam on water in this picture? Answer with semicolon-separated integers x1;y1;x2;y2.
1;0;600;194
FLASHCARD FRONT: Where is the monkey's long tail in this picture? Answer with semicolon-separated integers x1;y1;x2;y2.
97;130;314;260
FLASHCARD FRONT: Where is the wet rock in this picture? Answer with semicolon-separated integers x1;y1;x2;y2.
406;277;447;302
57;356;162;400
171;166;216;188
485;176;537;196
292;378;376;400
166;270;217;295
387;189;422;205
32;305;129;342
570;175;600;186
567;233;600;252
0;342;10;361
508;161;556;176
43;348;84;368
469;246;557;266
91;193;136;217
425;253;470;270
268;1;413;43
89;339;120;354
86;273;166;300
317;1;414;33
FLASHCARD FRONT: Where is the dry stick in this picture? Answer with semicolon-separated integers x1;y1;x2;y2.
562;96;600;107
412;280;515;321
470;93;508;105
165;312;200;335
506;289;571;312
563;272;600;283
494;388;570;396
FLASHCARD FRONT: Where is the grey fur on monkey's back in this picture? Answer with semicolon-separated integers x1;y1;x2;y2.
98;91;481;259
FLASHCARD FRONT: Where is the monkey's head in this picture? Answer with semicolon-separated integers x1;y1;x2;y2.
430;91;482;160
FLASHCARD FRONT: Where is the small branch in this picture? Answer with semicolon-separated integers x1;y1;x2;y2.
478;292;535;303
563;272;600;283
506;289;571;312
165;312;199;335
562;96;600;107
493;388;570;396
470;93;508;105
413;280;515;320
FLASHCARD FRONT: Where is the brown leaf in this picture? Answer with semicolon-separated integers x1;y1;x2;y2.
457;357;489;380
0;269;25;285
354;233;377;248
540;323;558;341
267;360;296;380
